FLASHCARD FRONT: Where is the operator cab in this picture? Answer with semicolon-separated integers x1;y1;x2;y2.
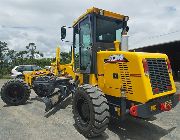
61;7;129;74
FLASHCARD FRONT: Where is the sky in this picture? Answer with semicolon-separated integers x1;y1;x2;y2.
0;0;180;57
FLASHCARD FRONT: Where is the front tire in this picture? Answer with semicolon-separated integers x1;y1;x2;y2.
73;84;110;138
1;79;30;106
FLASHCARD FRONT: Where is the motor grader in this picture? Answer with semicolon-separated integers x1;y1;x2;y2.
1;7;180;138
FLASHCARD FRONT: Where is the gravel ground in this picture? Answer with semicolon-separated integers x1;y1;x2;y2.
0;79;180;140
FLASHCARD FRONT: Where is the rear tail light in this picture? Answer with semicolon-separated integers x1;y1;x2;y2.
142;59;149;76
167;59;172;73
130;105;138;116
36;72;40;75
160;103;171;111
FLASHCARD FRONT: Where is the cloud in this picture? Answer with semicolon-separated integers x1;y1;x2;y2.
0;0;180;57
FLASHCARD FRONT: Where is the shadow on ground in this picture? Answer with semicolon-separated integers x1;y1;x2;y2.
44;96;72;118
27;94;177;140
29;96;44;102
3;101;33;107
90;116;175;140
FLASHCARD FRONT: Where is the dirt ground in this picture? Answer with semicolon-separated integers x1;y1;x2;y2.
0;79;180;140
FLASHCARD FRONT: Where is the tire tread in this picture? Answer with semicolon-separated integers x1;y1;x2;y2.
0;79;30;106
73;84;110;138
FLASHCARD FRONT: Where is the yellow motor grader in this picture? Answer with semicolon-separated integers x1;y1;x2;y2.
1;7;180;138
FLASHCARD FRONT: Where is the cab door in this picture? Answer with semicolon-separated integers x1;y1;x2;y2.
73;15;93;84
79;16;92;74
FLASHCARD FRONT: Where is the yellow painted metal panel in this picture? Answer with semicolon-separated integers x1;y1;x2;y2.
97;51;177;103
73;7;125;27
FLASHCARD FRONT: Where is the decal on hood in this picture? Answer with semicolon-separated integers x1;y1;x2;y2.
104;54;128;63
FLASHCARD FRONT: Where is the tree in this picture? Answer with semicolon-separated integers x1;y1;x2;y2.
16;50;28;59
26;43;43;59
7;49;17;66
35;51;43;58
0;41;8;63
0;41;8;78
60;51;71;64
7;50;16;60
0;41;47;78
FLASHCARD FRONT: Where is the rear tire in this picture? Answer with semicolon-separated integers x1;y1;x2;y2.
1;79;30;106
73;84;110;138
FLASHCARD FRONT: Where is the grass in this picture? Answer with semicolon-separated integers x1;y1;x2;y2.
0;75;11;79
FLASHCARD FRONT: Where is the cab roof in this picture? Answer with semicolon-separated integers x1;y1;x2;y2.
73;7;127;27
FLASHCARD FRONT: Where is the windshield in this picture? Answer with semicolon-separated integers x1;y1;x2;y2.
96;17;123;43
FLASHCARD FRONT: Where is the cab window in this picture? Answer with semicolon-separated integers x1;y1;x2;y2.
96;17;123;43
79;17;92;71
74;26;80;71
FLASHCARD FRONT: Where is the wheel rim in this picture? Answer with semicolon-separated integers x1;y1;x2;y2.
6;84;24;103
76;96;90;125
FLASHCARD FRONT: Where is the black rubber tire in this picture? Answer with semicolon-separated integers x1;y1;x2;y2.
0;79;30;106
72;84;110;138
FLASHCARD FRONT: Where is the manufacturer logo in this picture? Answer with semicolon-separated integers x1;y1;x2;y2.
150;105;157;111
105;54;128;63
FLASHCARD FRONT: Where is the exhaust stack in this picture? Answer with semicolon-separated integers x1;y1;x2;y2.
121;35;129;51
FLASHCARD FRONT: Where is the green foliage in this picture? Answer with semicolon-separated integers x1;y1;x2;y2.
0;41;71;79
26;43;43;59
0;41;9;78
0;41;8;61
60;51;71;64
16;50;28;59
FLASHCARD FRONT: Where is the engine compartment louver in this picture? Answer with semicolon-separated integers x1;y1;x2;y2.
146;58;171;94
119;63;133;94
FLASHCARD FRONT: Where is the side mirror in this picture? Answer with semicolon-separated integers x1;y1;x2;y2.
61;26;66;40
125;26;129;32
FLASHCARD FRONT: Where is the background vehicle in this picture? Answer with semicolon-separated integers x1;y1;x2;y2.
1;7;179;138
44;66;52;70
11;65;42;78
